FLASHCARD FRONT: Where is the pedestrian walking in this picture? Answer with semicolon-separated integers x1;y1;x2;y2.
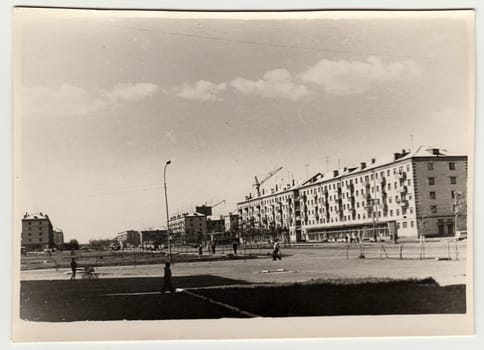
198;243;203;256
162;262;174;293
272;241;282;261
70;258;77;280
232;240;238;255
211;240;216;255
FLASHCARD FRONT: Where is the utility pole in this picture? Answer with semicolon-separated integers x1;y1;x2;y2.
164;160;172;262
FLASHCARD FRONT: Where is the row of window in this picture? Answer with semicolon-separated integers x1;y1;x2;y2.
428;176;457;185
427;162;456;171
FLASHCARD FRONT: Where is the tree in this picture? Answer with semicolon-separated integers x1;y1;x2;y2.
65;239;80;250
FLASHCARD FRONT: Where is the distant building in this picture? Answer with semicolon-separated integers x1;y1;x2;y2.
114;230;140;248
53;228;64;248
169;212;207;243
224;213;239;233
21;212;55;251
195;205;212;216
140;229;167;248
207;215;225;234
238;146;468;242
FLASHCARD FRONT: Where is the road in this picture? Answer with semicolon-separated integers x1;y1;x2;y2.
21;241;468;286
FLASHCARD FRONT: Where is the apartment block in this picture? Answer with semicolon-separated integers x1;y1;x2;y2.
237;147;467;242
168;212;208;243
21;212;55;251
114;230;140;248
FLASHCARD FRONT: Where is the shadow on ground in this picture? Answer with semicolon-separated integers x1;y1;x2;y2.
20;276;466;322
20;275;249;322
196;278;466;317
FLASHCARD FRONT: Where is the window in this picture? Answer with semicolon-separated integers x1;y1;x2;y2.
410;221;414;228
427;163;434;171
403;222;408;228
431;205;437;214
390;210;393;216
450;176;457;185
449;162;456;170
429;191;436;200
396;209;400;216
428;177;435;185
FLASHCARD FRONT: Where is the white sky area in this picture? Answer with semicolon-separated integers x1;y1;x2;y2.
14;9;473;242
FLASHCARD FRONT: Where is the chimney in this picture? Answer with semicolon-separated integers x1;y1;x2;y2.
275;184;278;191
344;167;348;172
262;189;265;195
292;179;295;186
394;153;401;161
371;158;376;164
432;148;440;155
360;162;366;169
333;170;339;177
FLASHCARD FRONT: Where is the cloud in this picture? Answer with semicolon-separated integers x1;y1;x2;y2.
103;83;158;102
20;82;159;117
174;80;226;101
20;84;106;116
299;56;420;95
230;69;311;101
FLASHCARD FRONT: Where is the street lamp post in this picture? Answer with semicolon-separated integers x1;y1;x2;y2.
164;160;172;262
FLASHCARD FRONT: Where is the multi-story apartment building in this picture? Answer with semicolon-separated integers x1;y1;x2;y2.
168;212;208;243
224;212;239;233
207;215;225;234
21;212;55;251
53;228;64;248
140;229;168;248
114;230;140;248
238;180;303;242
237;147;467;242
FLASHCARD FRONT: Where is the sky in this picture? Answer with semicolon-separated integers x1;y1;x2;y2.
14;9;474;242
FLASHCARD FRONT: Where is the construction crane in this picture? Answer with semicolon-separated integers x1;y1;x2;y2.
253;166;283;197
211;199;226;208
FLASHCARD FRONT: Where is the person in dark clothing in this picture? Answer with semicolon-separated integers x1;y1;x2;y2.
211;240;216;255
232;240;238;255
162;262;174;293
70;258;77;280
198;243;203;256
272;241;282;261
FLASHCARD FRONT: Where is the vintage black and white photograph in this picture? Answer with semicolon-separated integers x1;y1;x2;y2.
12;8;474;341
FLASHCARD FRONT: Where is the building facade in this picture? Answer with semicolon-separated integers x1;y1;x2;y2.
207;215;225;234
237;147;467;242
224;213;239;233
21;212;55;251
140;229;167;249
169;212;208;243
53;228;64;248
114;230;140;248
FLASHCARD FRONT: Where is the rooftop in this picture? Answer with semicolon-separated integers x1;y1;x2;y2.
238;146;467;204
22;212;50;220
